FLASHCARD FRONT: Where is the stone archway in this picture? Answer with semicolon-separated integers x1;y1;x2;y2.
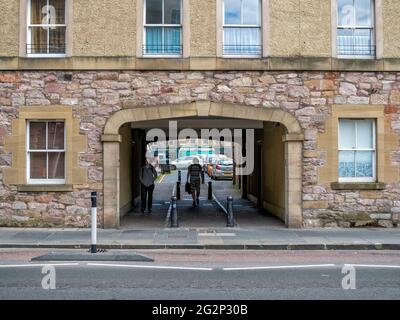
101;101;304;229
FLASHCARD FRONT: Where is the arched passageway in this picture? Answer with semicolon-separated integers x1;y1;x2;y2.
101;101;304;229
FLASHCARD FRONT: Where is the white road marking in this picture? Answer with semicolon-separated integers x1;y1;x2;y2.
345;264;400;269
0;263;79;268
157;174;166;183
198;233;236;237
223;264;336;271
87;263;213;271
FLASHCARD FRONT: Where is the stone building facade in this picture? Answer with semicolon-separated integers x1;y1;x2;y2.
0;0;400;228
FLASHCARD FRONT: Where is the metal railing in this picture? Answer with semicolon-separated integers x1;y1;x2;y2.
26;44;66;55
223;45;262;56
143;44;183;56
337;44;376;57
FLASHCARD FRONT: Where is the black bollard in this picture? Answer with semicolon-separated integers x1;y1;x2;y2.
178;170;182;183
208;181;212;200
176;181;181;200
90;192;97;253
170;196;179;228
201;170;205;184
226;196;235;227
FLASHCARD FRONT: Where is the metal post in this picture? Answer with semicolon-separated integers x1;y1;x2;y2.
90;192;97;253
178;170;182;182
226;196;235;227
201;170;205;184
176;181;181;200
170;196;179;228
208;181;212;200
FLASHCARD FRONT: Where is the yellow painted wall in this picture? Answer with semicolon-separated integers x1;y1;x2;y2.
73;0;136;56
262;123;285;221
190;0;216;56
119;124;132;211
269;0;331;57
382;0;400;58
0;0;19;57
299;0;331;57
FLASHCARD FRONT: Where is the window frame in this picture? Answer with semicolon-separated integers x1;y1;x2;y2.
336;0;375;59
222;0;262;58
143;0;183;57
338;118;376;183
26;120;66;185
26;0;67;58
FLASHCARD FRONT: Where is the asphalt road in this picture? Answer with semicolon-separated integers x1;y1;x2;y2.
0;249;400;300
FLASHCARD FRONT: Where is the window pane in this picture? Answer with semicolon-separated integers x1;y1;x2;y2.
225;0;241;24
337;28;354;55
145;27;163;53
49;26;66;53
353;28;373;55
29;122;46;150
243;0;260;25
338;0;355;26
48;152;65;179
339;120;356;149
339;151;355;177
355;0;372;26
164;27;182;53
48;122;64;150
49;0;65;24
29;26;48;54
164;0;181;24
355;151;373;177
146;0;163;24
31;0;47;24
30;152;47;179
224;27;261;55
356;120;374;149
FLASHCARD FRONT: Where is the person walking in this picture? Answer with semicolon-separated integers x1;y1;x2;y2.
187;157;203;207
140;159;158;213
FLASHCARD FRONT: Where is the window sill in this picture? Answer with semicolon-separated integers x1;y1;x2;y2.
141;55;183;59
26;55;67;59
222;55;262;59
17;185;73;192
331;182;385;191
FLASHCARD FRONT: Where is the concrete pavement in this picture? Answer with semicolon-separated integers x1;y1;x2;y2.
0;226;399;250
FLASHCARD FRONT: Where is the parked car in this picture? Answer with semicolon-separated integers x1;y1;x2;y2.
205;155;231;176
211;159;233;180
171;156;204;170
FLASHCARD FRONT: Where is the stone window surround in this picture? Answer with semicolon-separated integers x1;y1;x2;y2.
19;0;74;58
331;0;383;59
318;104;399;190
136;0;190;58
338;118;376;183
26;119;66;185
3;106;87;191
216;0;269;58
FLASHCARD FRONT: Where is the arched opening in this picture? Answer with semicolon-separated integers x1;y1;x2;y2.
102;101;304;229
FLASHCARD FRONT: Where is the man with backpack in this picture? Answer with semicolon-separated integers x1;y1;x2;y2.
187;157;203;207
